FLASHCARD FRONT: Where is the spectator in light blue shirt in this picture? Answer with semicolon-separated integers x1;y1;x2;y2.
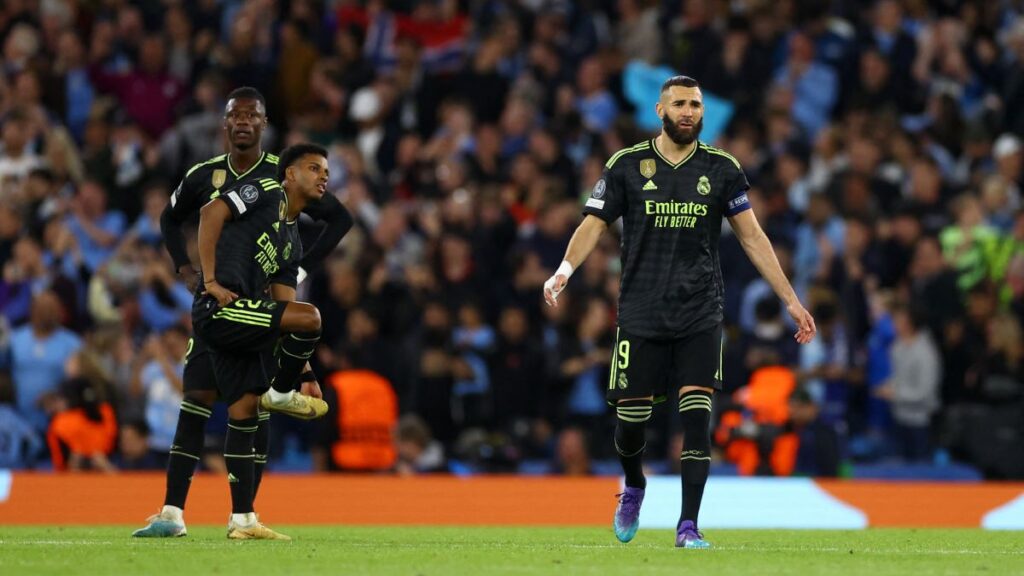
575;57;618;134
64;181;126;275
131;328;188;454
0;375;43;468
773;32;837;139
137;252;193;333
6;291;82;434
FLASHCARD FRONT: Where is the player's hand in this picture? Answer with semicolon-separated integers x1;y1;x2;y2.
787;302;817;344
203;280;238;307
300;380;323;399
543;274;569;307
178;265;199;292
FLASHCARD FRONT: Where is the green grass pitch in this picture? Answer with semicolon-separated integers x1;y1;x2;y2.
1;526;1021;575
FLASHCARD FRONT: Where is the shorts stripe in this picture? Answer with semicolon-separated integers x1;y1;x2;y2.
608;327;621;390
220;307;273;321
213;310;272;327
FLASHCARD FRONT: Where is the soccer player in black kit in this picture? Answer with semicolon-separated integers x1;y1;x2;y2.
190;143;331;540
134;88;351;538
543;76;816;548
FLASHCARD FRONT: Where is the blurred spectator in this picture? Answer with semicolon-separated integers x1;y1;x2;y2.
0;108;40;182
63;180;125;275
0;373;43;468
46;351;118;472
554;426;591;476
5;290;81;434
115;420;165;470
876;304;942;462
394;414;447;475
129;328;187;457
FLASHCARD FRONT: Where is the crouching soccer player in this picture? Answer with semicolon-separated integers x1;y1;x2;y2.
195;144;332;539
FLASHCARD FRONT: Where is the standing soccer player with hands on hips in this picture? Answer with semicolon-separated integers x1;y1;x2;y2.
543;76;816;549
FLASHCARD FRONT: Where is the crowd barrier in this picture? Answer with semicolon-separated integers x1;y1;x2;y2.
1;472;1022;528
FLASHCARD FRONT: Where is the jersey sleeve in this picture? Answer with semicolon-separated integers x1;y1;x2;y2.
270;254;300;288
167;173;203;221
721;162;752;218
219;179;281;220
581;166;625;223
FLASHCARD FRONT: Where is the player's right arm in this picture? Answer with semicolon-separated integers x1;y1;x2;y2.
543;215;608;306
160;175;201;291
544;165;624;307
197;199;237;306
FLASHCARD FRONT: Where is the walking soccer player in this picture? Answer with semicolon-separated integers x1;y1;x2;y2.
543;75;816;548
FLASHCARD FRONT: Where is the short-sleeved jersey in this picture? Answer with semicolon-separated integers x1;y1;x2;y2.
582;139;751;339
201;176;301;298
166;152;280;265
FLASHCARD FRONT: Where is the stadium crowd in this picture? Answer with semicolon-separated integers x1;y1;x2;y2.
0;0;1023;479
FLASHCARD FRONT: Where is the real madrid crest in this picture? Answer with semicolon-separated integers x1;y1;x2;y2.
212;169;226;189
279;199;287;220
640;159;656;179
617;371;629;390
697;175;711;196
283;242;292;261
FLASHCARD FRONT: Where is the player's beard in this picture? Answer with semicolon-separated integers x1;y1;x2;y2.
662;114;703;146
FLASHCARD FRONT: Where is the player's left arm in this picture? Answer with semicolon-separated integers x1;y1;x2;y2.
269;282;323;399
728;205;817;344
298;193;354;283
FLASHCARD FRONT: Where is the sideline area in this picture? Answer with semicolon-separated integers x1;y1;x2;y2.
1;472;1022;528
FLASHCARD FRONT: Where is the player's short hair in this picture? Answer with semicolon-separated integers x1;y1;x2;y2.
661;75;701;92
226;86;266;108
277;143;328;182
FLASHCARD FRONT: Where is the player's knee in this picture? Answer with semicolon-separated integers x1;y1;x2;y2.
614;399;652;457
306;305;321;332
294;303;320;333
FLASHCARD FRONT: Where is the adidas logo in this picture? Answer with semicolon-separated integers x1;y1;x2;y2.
228;473;239;484
643;180;658;191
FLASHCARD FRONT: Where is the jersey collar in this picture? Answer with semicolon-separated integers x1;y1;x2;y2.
227;151;267;179
651;138;699;170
